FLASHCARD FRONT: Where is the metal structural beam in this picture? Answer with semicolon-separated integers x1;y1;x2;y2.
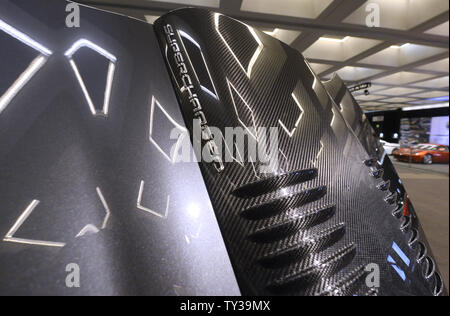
74;0;449;111
290;0;367;52
76;1;449;48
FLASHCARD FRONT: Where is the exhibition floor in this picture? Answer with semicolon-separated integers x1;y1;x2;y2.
394;161;449;175
394;161;449;290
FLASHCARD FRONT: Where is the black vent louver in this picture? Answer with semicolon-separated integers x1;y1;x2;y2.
232;169;318;198
232;169;357;295
257;223;346;268
316;265;367;296
266;243;357;294
240;186;327;220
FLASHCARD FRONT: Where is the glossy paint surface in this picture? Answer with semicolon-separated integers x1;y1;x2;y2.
0;0;240;295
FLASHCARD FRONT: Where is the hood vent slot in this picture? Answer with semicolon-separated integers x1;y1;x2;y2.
266;243;356;294
257;223;346;268
241;186;327;220
232;169;318;198
231;167;358;295
317;265;367;296
247;205;336;244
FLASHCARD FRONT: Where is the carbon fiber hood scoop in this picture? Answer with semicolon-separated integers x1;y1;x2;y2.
154;9;445;296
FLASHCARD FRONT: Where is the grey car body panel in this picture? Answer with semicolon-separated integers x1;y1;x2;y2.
0;0;239;295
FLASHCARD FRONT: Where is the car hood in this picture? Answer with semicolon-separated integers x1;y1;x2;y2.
154;9;445;296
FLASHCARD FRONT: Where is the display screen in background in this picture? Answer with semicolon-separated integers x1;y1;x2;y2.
430;116;450;146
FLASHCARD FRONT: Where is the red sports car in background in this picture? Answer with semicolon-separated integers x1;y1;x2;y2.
394;144;449;164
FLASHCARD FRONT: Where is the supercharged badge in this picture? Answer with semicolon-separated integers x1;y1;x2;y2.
163;24;224;173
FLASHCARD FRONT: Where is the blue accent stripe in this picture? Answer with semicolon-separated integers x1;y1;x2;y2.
388;255;406;281
387;255;395;264
392;242;410;267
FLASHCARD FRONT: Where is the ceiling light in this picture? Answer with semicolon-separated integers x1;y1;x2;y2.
320;36;349;43
402;103;449;111
263;28;279;36
390;43;410;49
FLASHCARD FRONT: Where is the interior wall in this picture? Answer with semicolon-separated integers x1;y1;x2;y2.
366;107;449;143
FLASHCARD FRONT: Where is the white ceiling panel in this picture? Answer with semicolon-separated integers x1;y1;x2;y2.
264;28;301;45
336;66;384;81
411;76;449;88
425;21;449;36
384;97;417;103
303;36;382;62
373;71;435;85
409;90;449;99
369;84;392;92
343;0;449;30
384;103;411;108
359;101;387;107
241;0;334;19
416;58;449;72
359;44;447;67
376;87;425;96
355;94;388;101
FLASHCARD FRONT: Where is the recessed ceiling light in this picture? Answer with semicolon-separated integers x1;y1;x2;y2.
402;103;449;111
390;43;410;49
320;36;349;43
263;28;279;36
